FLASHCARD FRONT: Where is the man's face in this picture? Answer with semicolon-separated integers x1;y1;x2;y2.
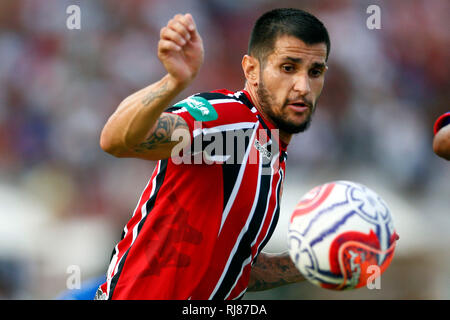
256;35;328;134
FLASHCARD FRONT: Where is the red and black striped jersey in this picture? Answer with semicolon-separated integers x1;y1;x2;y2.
97;89;288;300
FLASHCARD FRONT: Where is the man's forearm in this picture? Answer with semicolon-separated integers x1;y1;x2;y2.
100;74;186;156
247;251;305;292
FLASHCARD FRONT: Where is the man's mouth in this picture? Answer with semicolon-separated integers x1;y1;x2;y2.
286;101;310;112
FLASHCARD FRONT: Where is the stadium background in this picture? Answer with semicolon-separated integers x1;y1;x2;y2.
0;0;449;299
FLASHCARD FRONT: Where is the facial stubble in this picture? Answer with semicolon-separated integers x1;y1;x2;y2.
256;80;315;134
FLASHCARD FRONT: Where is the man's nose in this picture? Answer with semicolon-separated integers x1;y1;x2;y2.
293;74;311;96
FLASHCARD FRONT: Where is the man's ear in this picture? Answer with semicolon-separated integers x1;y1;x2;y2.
242;55;260;87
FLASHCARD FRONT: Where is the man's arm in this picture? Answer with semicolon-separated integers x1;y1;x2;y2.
100;13;203;160
433;113;450;161
247;251;305;292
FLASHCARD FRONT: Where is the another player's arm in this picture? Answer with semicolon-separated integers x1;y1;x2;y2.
433;113;450;161
100;13;203;160
247;251;305;292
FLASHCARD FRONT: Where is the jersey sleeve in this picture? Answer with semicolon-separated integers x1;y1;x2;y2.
163;91;254;157
434;112;450;135
164;93;221;142
164;91;236;129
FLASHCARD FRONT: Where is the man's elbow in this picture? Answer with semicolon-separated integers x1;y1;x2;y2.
99;131;128;158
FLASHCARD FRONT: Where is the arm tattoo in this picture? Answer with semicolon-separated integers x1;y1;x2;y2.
247;252;305;292
133;113;188;153
141;81;169;107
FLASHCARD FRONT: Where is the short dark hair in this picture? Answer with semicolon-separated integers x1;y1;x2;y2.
248;8;330;62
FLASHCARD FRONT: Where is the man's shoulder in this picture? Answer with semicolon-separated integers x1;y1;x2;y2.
195;89;255;112
166;89;256;126
195;89;246;103
177;89;252;114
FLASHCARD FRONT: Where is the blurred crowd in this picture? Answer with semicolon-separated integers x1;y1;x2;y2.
0;0;449;299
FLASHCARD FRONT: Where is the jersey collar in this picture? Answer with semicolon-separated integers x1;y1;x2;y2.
240;90;289;151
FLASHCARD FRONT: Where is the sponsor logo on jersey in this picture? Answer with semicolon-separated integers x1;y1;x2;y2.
175;96;218;121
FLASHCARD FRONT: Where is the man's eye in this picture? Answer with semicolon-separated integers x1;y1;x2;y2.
282;65;294;72
310;69;323;77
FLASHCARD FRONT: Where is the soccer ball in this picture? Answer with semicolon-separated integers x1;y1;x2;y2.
287;180;398;290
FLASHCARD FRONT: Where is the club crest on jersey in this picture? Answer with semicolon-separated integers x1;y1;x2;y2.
175;96;218;121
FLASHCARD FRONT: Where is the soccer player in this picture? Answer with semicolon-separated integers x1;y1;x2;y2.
97;8;330;299
433;112;450;160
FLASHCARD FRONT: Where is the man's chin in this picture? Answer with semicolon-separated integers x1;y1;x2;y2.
275;118;312;134
287;121;311;134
